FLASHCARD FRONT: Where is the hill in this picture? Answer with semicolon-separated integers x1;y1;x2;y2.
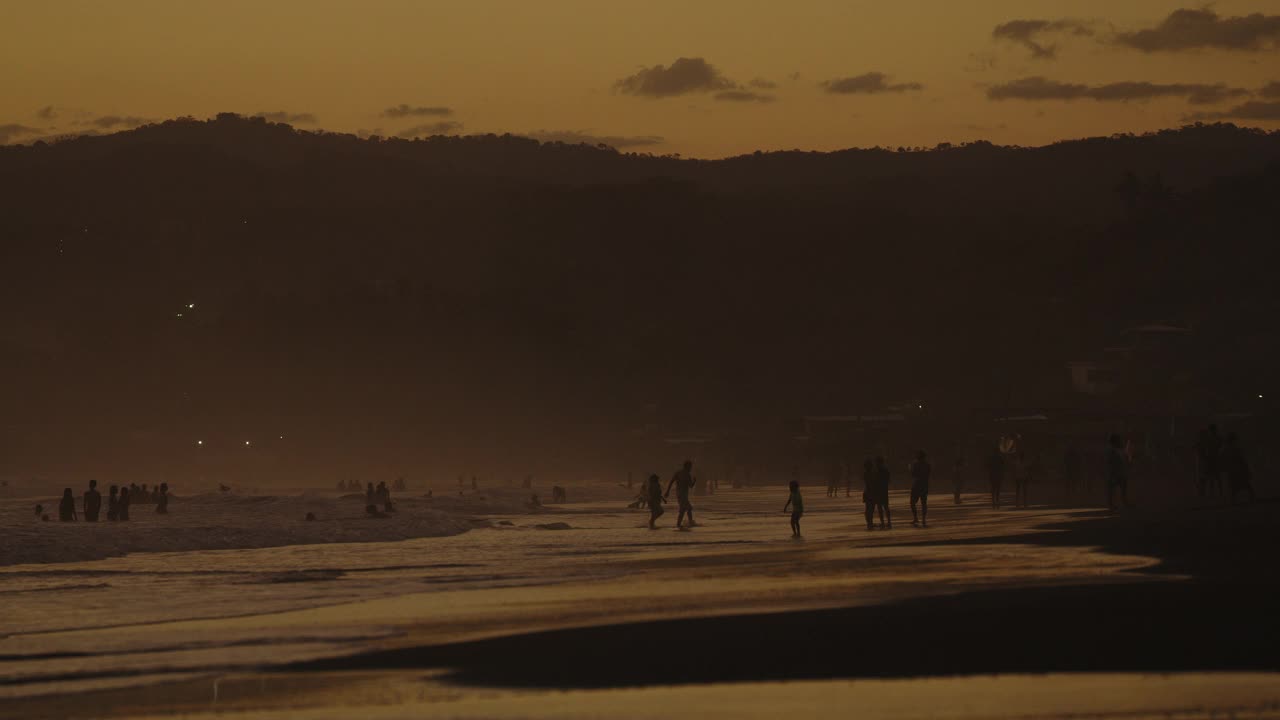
1;115;1277;478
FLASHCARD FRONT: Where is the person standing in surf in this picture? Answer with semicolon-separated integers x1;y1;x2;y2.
665;460;697;529
783;480;804;537
83;479;102;522
646;474;665;528
874;456;892;529
909;451;931;527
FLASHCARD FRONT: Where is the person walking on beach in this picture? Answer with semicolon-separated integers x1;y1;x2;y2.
952;457;965;504
986;447;1005;509
665;460;697;529
1222;433;1256;505
874;456;892;529
1106;434;1131;511
910;451;931;527
862;459;877;530
118;486;131;521
646;474;665;529
784;480;804;537
155;482;169;514
107;485;119;520
59;488;78;521
83;479;102;522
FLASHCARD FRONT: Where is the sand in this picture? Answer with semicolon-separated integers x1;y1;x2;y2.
1;484;1277;718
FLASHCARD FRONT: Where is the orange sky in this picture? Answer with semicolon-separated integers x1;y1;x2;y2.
3;0;1277;157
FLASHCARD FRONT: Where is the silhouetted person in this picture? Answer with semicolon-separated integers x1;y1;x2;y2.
107;485;119;521
874;456;892;529
380;481;394;513
140;484;149;503
118;486;131;520
784;480;804;537
986;447;1005;509
826;459;841;498
665;460;696;529
952;457;965;504
366;482;375;506
155;482;169;514
59;488;78;521
1106;434;1131;510
647;474;665;528
1222;433;1256;504
83;479;102;522
34;503;43;519
552;486;566;503
1196;424;1223;497
1064;445;1082;500
910;451;931;527
861;459;876;530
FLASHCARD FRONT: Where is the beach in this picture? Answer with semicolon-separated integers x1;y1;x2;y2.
2;483;1277;718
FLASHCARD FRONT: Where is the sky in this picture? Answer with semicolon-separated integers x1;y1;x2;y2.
2;0;1278;158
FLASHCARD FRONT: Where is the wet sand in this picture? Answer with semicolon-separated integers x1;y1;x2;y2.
2;487;1277;718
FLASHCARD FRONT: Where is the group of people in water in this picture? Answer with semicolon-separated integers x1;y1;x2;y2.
42;480;170;522
339;477;407;493
640;426;1258;537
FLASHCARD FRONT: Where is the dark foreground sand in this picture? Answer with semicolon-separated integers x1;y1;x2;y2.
4;493;1278;719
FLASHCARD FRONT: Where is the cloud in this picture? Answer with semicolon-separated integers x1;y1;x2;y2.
1187;100;1280;122
395;121;464;138
35;106;57;120
0;123;41;143
524;130;664;149
614;57;735;98
1260;81;1280;99
253;111;318;124
992;19;1097;59
714;90;776;103
1115;9;1280;52
748;78;777;89
381;104;453;118
85;115;153;129
821;72;923;94
986;76;1249;105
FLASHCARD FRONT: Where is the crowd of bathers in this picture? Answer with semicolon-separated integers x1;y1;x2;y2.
40;480;170;522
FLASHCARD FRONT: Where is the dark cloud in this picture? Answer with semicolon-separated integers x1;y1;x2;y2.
614;57;735;98
821;72;923;95
253;111;318;124
992;19;1096;59
35;106;57;120
1115;9;1280;52
524;130;664;149
748;78;777;89
1187;100;1280;122
85;115;153;130
395;121;464;138
381;104;453;118
1260;81;1280;99
714;90;776;103
0;123;41;143
987;76;1249;105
